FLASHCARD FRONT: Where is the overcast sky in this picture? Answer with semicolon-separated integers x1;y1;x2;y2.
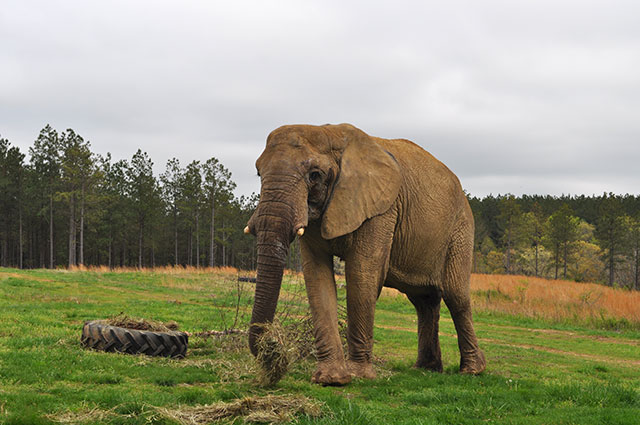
2;0;639;198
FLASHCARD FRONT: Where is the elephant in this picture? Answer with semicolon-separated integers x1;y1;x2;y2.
245;123;485;385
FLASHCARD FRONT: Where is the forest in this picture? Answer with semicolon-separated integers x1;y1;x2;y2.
1;125;639;290
0;125;263;271
470;193;640;290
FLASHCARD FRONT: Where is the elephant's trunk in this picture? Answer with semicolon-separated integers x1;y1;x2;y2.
247;178;308;356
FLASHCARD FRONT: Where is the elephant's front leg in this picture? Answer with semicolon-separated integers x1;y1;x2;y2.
300;234;351;386
344;215;395;380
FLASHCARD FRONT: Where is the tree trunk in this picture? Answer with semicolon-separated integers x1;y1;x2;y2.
563;243;568;279
188;226;192;266
68;194;76;267
29;226;34;268
554;245;559;280
634;240;640;291
138;221;143;268
1;220;7;267
609;249;615;287
233;240;238;269
506;225;511;274
18;206;23;269
108;229;112;269
49;193;54;268
40;235;45;268
634;246;638;291
608;237;615;287
222;219;226;267
174;209;178;265
209;195;215;267
122;231;127;267
79;184;85;266
534;243;538;277
195;212;200;268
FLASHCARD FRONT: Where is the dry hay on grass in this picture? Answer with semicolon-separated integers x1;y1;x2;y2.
47;396;324;425
193;328;246;338
252;300;350;385
46;404;145;424
159;394;324;424
186;319;320;386
106;313;179;332
185;317;353;386
47;408;112;423
254;322;294;386
253;315;348;386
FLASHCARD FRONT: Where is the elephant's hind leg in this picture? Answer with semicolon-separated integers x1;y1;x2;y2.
441;228;486;375
407;290;443;372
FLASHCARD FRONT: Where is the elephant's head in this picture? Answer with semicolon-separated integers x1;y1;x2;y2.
246;123;401;355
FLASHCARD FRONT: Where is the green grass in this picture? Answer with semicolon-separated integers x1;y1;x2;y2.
1;267;639;424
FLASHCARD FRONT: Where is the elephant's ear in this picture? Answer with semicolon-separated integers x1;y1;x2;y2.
321;135;401;240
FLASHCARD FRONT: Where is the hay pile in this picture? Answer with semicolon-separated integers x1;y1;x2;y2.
254;321;294;386
159;394;324;424
47;406;117;423
253;315;348;386
106;313;179;332
48;396;325;424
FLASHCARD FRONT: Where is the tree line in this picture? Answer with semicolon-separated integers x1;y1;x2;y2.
469;193;640;290
2;125;639;290
0;125;262;270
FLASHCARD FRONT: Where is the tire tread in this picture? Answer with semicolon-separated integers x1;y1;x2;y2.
81;320;188;358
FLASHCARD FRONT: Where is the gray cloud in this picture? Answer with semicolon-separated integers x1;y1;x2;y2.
1;0;639;198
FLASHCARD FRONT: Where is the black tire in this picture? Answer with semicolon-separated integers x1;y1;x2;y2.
81;320;188;358
238;276;256;283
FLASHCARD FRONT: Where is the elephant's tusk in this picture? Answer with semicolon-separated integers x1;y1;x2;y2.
244;226;250;234
297;227;305;237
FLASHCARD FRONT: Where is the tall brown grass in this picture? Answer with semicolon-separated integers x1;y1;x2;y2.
68;265;241;275
380;274;639;329
469;274;640;329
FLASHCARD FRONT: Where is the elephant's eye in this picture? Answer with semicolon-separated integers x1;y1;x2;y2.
309;171;322;183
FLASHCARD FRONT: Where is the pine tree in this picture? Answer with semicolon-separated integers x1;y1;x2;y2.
0;136;26;267
160;158;183;266
519;203;545;277
126;150;158;268
59;129;95;266
202;157;236;267
180;161;203;266
595;194;631;286
545;204;579;279
100;156;131;267
29;125;61;268
498;195;522;274
629;216;640;290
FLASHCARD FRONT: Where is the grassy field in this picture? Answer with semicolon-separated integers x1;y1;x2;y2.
0;267;639;424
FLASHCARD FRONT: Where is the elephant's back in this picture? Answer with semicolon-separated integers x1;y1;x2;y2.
377;137;468;215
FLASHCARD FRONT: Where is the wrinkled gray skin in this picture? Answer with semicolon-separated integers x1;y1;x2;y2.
246;123;485;385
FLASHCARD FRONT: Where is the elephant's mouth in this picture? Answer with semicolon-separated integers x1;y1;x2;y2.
308;199;324;221
307;168;334;222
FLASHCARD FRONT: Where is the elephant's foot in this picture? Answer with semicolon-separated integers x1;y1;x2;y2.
414;358;443;373
312;361;352;386
459;349;486;375
347;360;377;380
